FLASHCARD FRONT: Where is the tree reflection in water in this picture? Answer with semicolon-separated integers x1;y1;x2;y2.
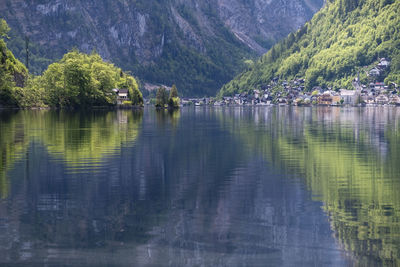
220;107;400;265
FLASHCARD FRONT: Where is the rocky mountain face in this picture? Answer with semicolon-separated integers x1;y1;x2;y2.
217;0;323;54
0;0;323;96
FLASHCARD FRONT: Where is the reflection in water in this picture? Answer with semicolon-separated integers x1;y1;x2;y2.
0;111;30;198
156;109;181;128
220;107;400;265
0;110;143;198
42;111;142;172
1;107;397;266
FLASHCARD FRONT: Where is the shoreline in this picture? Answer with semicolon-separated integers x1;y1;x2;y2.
1;104;399;111
181;103;400;108
0;105;144;111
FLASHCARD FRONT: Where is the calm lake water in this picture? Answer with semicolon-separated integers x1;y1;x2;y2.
0;107;399;266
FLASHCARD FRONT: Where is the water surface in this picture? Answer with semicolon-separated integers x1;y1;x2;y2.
0;107;399;266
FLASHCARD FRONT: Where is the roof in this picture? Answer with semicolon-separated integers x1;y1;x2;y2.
375;82;385;85
340;89;356;96
118;89;129;94
322;90;333;95
370;67;380;72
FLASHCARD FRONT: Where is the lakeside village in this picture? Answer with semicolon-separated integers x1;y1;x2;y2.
152;58;399;107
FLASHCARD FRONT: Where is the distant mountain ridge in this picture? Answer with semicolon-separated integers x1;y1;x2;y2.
0;0;323;96
219;0;400;96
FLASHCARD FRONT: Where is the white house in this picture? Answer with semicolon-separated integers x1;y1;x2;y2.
117;89;129;105
340;89;358;105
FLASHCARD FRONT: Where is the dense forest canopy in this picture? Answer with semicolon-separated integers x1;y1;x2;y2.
219;0;400;96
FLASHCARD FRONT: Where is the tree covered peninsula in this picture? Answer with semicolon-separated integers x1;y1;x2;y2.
0;19;143;109
219;0;400;96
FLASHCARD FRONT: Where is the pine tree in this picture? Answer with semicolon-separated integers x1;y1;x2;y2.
170;84;178;98
168;84;180;109
156;87;168;108
0;19;10;38
131;88;143;106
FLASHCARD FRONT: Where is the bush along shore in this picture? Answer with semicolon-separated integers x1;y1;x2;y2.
0;19;143;109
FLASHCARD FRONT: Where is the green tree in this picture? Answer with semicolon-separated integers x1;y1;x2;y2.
155;87;168;108
63;57;91;107
131;87;144;106
168;84;180;109
170;84;179;98
0;69;16;105
0;19;10;38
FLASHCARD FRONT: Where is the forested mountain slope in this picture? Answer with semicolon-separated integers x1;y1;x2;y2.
219;0;400;96
0;0;323;96
0;19;27;106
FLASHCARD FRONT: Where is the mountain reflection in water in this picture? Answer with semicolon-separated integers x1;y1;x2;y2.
0;107;398;266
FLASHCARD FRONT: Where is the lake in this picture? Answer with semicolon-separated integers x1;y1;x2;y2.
0;107;399;266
